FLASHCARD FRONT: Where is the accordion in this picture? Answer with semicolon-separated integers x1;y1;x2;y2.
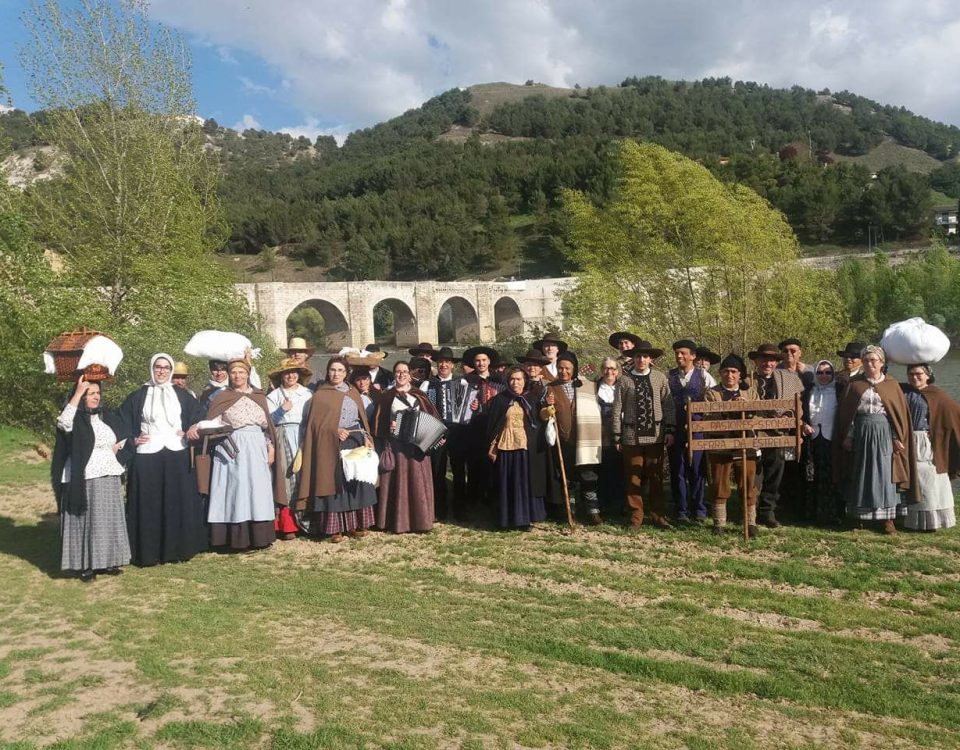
390;409;448;453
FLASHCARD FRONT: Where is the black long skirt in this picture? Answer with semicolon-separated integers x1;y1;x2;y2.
126;448;209;566
496;449;547;529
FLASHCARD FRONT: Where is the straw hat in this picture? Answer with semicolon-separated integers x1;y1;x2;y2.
268;357;313;386
172;361;189;376
346;351;386;368
282;336;316;356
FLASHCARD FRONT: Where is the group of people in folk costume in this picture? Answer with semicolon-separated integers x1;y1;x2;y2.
52;330;960;581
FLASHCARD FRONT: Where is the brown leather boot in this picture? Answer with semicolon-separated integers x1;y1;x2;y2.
882;519;896;535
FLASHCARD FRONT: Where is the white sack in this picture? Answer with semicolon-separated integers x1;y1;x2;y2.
184;330;263;389
545;416;558;447
76;335;124;375
880;317;950;365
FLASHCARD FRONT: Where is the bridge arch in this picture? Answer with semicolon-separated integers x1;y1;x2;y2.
437;295;480;345
494;296;524;339
284;298;350;352
372;297;418;347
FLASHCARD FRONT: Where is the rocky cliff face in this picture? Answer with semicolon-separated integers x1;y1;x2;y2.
1;145;63;188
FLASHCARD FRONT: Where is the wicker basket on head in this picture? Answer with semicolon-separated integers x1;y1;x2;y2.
45;327;114;382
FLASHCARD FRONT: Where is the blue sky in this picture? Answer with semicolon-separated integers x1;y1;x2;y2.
3;0;960;142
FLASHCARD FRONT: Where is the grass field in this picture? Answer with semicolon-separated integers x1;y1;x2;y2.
1;432;959;749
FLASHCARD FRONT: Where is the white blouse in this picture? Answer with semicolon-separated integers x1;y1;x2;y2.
266;384;312;426
857;381;888;416
57;404;125;482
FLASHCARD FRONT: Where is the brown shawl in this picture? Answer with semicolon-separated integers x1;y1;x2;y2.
372;387;440;437
832;377;919;502
205;388;286;505
297;385;371;502
915;385;960;477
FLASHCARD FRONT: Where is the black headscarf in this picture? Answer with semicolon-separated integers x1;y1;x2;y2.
51;384;126;515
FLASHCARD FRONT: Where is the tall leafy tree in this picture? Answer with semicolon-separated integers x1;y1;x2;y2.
562;140;851;354
3;0;274;433
20;0;228;321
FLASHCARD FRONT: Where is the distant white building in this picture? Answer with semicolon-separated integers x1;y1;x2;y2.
933;204;958;235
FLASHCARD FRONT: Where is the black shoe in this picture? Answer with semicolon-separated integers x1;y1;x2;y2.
763;515;781;529
747;525;759;539
100;567;122;576
79;569;96;582
587;513;604;526
677;516;694;526
711;525;725;536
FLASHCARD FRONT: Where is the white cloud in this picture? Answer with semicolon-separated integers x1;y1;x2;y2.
238;76;275;96
232;113;262;132
151;0;960;132
216;45;238;65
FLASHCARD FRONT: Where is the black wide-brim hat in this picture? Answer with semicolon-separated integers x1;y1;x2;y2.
532;332;568;353
748;343;783;361
630;339;665;359
433;346;460;363
462;346;499;365
408;342;439;358
696;346;722;365
608;331;641;350
517;348;551;365
836;342;867;358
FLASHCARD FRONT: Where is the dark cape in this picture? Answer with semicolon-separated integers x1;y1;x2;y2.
833;376;919;502
905;384;960;477
51;402;130;515
297;385;372;505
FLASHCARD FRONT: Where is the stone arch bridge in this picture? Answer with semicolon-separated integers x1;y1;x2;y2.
235;278;574;350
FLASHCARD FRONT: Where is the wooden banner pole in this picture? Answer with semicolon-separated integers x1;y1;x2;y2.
741;405;749;544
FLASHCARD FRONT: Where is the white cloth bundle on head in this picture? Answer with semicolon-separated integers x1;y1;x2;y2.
43;334;123;376
76;336;124;375
880;318;950;365
338;346;376;359
184;330;263;388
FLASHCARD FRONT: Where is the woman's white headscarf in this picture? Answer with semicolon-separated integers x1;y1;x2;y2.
808;359;838;440
143;353;182;436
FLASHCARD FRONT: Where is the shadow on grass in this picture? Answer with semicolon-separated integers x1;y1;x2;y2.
0;513;62;577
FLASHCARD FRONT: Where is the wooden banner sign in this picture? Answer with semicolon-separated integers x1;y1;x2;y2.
685;392;803;543
695;417;796;433
688;398;798;414
689;435;798;452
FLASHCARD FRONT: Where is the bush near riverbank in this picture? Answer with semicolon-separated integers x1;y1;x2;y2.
2;428;959;749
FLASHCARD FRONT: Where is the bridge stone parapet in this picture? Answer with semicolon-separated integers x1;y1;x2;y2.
235;277;575;350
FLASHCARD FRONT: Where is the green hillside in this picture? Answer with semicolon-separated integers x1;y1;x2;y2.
4;77;959;281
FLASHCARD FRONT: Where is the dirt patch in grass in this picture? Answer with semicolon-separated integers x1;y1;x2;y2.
712;606;823;631
0;483;57;524
445;562;667;609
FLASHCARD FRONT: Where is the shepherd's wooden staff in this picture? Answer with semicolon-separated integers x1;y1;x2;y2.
545;405;575;529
